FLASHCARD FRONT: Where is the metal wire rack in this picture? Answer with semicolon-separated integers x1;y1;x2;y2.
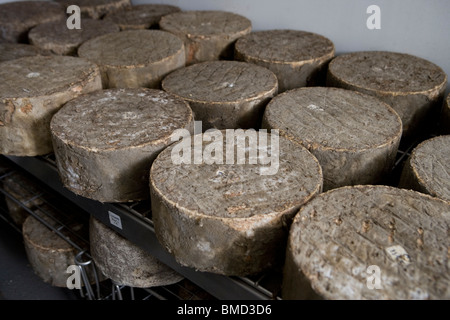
0;129;438;300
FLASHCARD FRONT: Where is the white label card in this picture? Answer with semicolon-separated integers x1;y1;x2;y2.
385;245;411;266
108;211;123;229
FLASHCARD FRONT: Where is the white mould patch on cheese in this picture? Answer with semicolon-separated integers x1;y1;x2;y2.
306;104;324;111
26;72;40;78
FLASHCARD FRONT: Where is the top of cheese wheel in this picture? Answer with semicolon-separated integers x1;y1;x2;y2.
50;88;193;151
235;29;335;64
328;51;447;94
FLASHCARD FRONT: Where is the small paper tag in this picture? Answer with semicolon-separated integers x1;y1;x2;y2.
108;211;122;229
385;245;411;266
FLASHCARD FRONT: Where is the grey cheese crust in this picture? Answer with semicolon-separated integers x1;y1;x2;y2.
55;0;132;19
150;132;323;276
283;185;450;300
235;29;335;92
78;29;185;89
0;55;102;156
327;51;447;139
90;217;184;288
262;87;402;191
159;10;252;65
50;88;194;203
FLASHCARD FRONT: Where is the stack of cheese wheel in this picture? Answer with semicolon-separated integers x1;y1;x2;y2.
55;0;131;19
399;135;450;203
78;30;185;88
327;51;447;140
162;60;278;130
150;131;323;276
90;217;184;288
283;185;450;300
50;88;193;203
22;205;93;287
0;1;65;43
29;19;120;56
441;94;450;134
0;55;102;156
103;4;181;30
235;29;335;92
3;171;44;226
0;43;51;63
262;87;403;191
159;10;252;65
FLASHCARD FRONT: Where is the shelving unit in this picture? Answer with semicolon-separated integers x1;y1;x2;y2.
3;154;282;300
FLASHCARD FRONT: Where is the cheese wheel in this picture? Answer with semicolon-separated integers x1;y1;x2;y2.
50;88;194;203
327;51;447;139
78;29;185;89
440;94;450;134
0;1;65;43
22;206;91;287
162;60;278;130
159;10;252;65
3;171;44;226
283;185;450;300
90;217;183;288
150;132;323;276
235;29;335;92
28;19;120;56
399;135;450;203
262;87;402;191
0;56;102;156
55;0;131;19
103;4;181;30
0;43;51;63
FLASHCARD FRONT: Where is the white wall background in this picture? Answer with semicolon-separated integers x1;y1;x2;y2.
1;0;449;92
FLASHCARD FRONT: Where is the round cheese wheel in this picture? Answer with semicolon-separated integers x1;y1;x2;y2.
90;217;183;288
162;60;278;130
235;29;335;92
0;43;51;63
50;88;194;203
262;87;402;191
0;1;65;43
78;29;185;89
28;18;120;56
55;0;131;19
399;135;450;203
150;132;323;276
103;4;181;30
440;94;450;134
22;207;91;287
326;51;447;139
283;185;450;300
3;171;44;226
159;10;252;65
0;55;102;156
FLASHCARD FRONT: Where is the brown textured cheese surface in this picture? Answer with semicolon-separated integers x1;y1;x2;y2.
90;217;183;288
441;94;450;134
150;133;323;275
162;60;278;130
283;185;450;300
159;10;252;65
78;29;185;88
103;4;181;30
22;207;90;287
56;0;131;19
262;87;402;190
327;51;447;138
0;1;65;43
51;88;193;202
235;29;335;92
29;19;120;55
0;55;102;156
399;135;450;203
0;43;51;62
